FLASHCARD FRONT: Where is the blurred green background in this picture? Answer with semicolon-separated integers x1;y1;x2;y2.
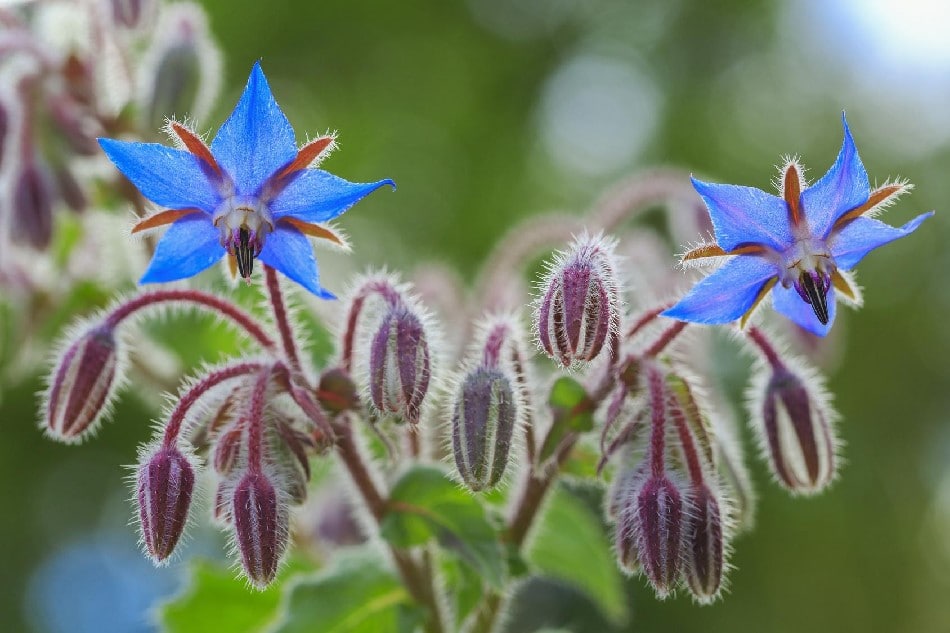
4;0;950;631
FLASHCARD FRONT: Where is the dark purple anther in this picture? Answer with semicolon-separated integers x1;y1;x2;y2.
536;234;620;367
233;470;288;588
45;324;120;443
451;367;517;492
136;445;195;563
368;304;431;423
794;270;832;325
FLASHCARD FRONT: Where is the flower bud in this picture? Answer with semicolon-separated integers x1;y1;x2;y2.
613;466;646;573
45;323;121;443
760;366;836;494
111;0;152;28
682;484;725;603
233;470;288;588
212;421;243;475
536;233;620;367
451;367;517;492
369;304;431;423
13;161;54;249
636;475;684;597
212;481;232;524
317;367;359;413
136;444;195;563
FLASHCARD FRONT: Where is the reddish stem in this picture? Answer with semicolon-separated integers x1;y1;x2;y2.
669;393;705;486
105;289;276;352
647;364;668;477
162;361;265;447
746;325;785;371
644;321;688;358
245;368;273;473
626;303;674;340
264;266;300;370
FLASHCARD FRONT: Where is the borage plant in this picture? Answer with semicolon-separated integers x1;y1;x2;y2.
41;62;931;633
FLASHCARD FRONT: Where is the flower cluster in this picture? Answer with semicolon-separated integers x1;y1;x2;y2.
35;29;933;633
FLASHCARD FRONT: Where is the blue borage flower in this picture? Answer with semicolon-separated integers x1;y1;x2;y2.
662;114;933;336
98;62;394;298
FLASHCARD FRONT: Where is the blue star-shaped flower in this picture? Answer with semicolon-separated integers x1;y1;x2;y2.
662;114;933;336
98;62;394;298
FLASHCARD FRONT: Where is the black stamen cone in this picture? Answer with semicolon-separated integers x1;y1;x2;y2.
800;272;829;324
236;228;255;279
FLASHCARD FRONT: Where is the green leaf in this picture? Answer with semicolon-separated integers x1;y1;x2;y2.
269;548;420;633
539;377;596;462
526;484;628;626
439;556;484;629
158;558;305;633
380;465;505;588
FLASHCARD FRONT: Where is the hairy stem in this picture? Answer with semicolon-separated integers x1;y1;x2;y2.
263;265;301;370
105;289;276;352
746;325;785;371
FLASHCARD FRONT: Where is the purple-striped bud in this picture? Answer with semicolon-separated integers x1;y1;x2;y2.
13;161;54;249
536;233;620;367
682;484;725;603
451;367;517;492
136;444;195;563
369;304;431;423
45;323;121;443
760;366;837;494
636;475;684;597
613;466;646;573
233;470;288;588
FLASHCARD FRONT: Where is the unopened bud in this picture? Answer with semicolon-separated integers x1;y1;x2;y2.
760;366;836;494
369;304;431;423
682;485;725;603
13;161;54;249
536;233;620;367
212;422;243;475
613;466;646;573
111;0;152;28
45;323;121;443
317;367;359;413
136;444;195;563
636;475;684;597
233;470;288;588
451;367;517;492
142;4;220;130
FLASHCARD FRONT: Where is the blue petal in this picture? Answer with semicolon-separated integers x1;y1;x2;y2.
662;256;777;324
98;139;220;213
800;113;870;238
271;171;395;222
830;212;933;271
771;284;836;337
691;178;792;252
258;224;335;299
210;62;298;195
140;214;224;284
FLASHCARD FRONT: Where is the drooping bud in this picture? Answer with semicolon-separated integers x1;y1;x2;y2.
141;3;221;131
232;470;288;588
451;367;517;492
44;323;121;443
535;233;620;367
635;475;684;597
136;444;195;563
612;466;646;573
368;303;431;423
13;161;54;249
682;484;725;603
759;365;837;494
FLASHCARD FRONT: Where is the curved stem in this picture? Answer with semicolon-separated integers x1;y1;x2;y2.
588;167;699;233
643;321;688;358
105;289;276;352
162;361;266;447
245;368;272;473
264;265;301;370
746;325;785;371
